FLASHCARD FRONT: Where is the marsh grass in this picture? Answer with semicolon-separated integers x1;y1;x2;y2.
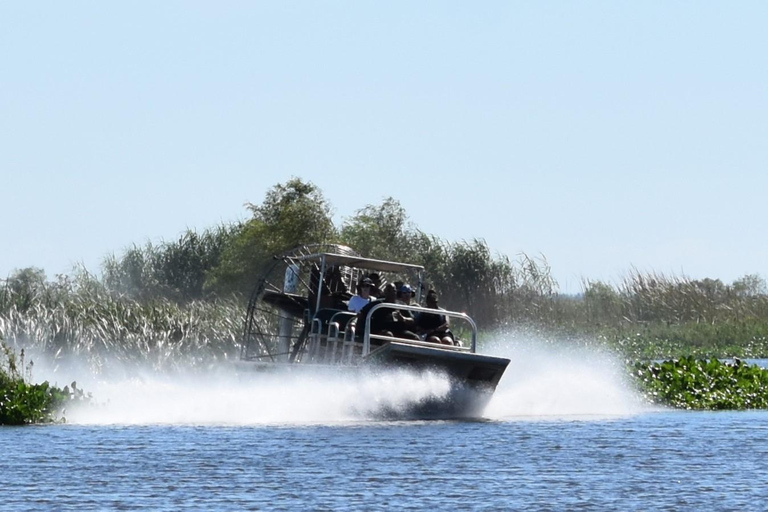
0;271;244;373
2;254;767;371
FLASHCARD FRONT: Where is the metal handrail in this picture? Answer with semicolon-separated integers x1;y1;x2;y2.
309;317;323;361
362;302;477;357
369;334;470;352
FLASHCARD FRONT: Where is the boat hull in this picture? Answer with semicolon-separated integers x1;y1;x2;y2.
234;342;510;419
362;341;510;418
364;342;509;390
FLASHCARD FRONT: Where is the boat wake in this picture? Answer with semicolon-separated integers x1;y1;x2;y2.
49;365;455;425
484;333;649;420
30;333;648;425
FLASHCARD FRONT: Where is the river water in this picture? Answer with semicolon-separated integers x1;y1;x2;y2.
3;343;768;510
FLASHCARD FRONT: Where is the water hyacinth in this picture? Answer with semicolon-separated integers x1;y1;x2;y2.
1;339;89;424
633;356;768;410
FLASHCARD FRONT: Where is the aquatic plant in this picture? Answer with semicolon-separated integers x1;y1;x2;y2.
1;339;85;425
633;356;768;410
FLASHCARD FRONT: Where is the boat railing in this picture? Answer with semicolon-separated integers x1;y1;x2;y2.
308;310;358;364
306;303;477;363
362;302;477;357
368;333;471;353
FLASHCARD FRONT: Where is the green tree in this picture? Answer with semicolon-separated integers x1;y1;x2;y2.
205;178;337;295
103;225;240;302
340;197;417;263
2;268;46;312
733;274;767;297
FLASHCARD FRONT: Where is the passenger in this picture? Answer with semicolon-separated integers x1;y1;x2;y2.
416;290;455;345
392;284;420;340
397;283;416;305
348;277;373;313
368;273;383;298
393;281;404;302
357;283;419;341
357;283;397;337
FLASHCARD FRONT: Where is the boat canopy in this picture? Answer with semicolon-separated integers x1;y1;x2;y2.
291;252;424;274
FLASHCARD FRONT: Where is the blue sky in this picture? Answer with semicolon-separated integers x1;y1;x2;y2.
2;2;766;292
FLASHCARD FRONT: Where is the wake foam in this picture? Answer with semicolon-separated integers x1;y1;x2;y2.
29;331;649;425
59;366;453;425
484;332;648;420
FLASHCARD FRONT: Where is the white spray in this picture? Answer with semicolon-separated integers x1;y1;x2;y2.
484;330;649;419
28;330;648;425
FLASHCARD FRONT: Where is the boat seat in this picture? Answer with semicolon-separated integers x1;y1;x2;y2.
312;309;356;333
328;311;356;331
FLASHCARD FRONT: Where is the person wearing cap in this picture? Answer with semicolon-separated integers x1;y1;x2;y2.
348;277;374;313
396;283;414;305
391;284;420;340
358;283;420;341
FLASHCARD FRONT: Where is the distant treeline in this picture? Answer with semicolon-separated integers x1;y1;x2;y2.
2;178;768;360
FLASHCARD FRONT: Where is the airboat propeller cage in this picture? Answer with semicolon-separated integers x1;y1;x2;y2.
277;263;301;362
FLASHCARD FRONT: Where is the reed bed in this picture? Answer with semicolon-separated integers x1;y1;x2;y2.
4;266;768;369
581;271;768;325
0;272;244;374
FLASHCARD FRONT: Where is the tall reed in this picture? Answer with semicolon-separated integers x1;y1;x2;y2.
0;270;244;373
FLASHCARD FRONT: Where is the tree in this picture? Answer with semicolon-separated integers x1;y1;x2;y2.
583;280;623;324
248;177;336;251
205;178;337;295
340;197;417;263
733;274;767;298
2;268;47;312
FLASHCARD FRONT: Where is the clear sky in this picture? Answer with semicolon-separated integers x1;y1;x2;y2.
2;2;766;292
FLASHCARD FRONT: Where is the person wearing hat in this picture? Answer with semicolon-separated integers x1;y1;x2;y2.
396;283;414;305
357;282;420;341
390;283;420;340
348;277;374;313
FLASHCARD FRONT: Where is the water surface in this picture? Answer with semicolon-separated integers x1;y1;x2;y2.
5;343;768;510
4;411;768;511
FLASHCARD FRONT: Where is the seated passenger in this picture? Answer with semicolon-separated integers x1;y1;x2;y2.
357;283;419;341
368;273;383;298
392;284;420;340
395;282;410;304
416;290;455;345
393;283;416;320
348;278;373;313
357;283;396;337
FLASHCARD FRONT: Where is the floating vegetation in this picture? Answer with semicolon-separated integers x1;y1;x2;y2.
1;340;88;425
633;356;768;410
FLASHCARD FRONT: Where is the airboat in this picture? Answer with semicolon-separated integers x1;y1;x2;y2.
238;244;510;417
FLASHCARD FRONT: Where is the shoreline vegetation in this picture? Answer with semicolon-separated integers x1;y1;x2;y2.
1;339;87;425
3;178;768;420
